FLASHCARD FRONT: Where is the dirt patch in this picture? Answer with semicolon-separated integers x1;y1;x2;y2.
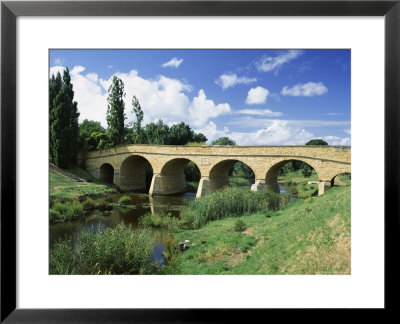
243;227;255;235
53;186;68;190
226;248;247;267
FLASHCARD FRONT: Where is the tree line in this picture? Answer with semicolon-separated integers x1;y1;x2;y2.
50;70;207;168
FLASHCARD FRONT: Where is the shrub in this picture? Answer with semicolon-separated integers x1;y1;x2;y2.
139;213;182;233
49;225;159;274
234;219;247;232
290;185;298;198
118;195;132;205
180;187;288;229
49;199;84;222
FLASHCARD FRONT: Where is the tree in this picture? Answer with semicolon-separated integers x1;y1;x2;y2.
131;95;144;135
78;119;106;151
49;67;80;168
49;72;63;163
191;132;208;144
64;69;80;163
305;139;328;146
106;76;126;146
211;137;236;146
143;120;170;144
169;122;192;145
301;164;313;177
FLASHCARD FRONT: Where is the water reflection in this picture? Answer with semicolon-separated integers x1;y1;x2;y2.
50;192;194;247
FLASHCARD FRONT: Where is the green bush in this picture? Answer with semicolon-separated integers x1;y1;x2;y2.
139;213;182;233
118;195;132;205
180;187;288;229
49;199;84;221
49;225;159;274
234;219;247;232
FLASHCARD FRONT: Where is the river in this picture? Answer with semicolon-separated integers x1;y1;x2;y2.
49;184;292;265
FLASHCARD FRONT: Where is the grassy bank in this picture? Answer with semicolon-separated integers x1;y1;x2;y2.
172;185;351;275
50;225;159;274
50;165;117;222
180;187;288;229
50;168;116;202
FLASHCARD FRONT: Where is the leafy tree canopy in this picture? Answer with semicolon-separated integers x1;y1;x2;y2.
211;137;236;146
305;139;328;146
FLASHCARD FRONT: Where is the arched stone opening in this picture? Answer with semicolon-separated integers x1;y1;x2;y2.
331;172;351;187
119;155;153;192
99;163;114;184
208;159;255;192
150;158;201;196
264;159;319;194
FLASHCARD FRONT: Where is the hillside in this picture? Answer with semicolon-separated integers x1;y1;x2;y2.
174;185;351;275
49;164;116;201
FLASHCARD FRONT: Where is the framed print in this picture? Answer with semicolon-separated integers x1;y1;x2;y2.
1;0;399;322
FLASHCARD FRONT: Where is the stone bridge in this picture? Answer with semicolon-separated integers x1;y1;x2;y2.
80;145;351;197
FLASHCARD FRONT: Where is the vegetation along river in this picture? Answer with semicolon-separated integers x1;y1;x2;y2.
49;185;292;266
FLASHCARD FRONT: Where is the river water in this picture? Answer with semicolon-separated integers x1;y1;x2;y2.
49;184;291;265
49;192;196;265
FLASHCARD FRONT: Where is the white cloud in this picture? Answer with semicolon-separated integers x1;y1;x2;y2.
255;50;303;74
188;90;231;127
245;86;269;105
227;116;350;129
85;73;98;82
323;136;351;146
197;120;314;145
49;65;65;77
215;73;257;90
71;66;86;75
236;108;282;117
50;65;230;129
281;82;328;97
197;120;351;146
194;121;230;143
161;57;183;68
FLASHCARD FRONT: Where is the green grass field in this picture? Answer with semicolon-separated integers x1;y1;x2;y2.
278;169;319;183
50;168;116;201
172;185;350;275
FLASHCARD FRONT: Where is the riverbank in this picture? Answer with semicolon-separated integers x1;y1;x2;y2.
171;185;350;275
50;165;118;223
50;166;117;202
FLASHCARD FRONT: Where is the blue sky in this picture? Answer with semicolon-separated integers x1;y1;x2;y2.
50;49;350;145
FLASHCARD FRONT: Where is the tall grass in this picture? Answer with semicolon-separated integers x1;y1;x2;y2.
139;213;182;233
49;199;84;222
181;187;288;229
49;225;159;274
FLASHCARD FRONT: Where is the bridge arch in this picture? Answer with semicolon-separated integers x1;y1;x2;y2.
330;172;351;187
99;163;114;184
150;158;202;196
119;155;153;192
264;158;320;193
208;159;256;192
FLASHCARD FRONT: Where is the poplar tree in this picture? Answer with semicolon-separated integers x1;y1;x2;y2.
49;68;80;168
106;76;126;146
131;95;144;143
49;72;62;163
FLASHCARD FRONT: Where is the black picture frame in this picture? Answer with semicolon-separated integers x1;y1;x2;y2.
1;0;399;322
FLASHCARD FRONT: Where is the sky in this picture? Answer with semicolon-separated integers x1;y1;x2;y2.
49;49;351;146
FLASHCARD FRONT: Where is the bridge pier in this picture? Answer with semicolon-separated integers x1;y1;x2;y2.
196;177;211;198
149;173;187;196
251;180;266;192
318;180;331;196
